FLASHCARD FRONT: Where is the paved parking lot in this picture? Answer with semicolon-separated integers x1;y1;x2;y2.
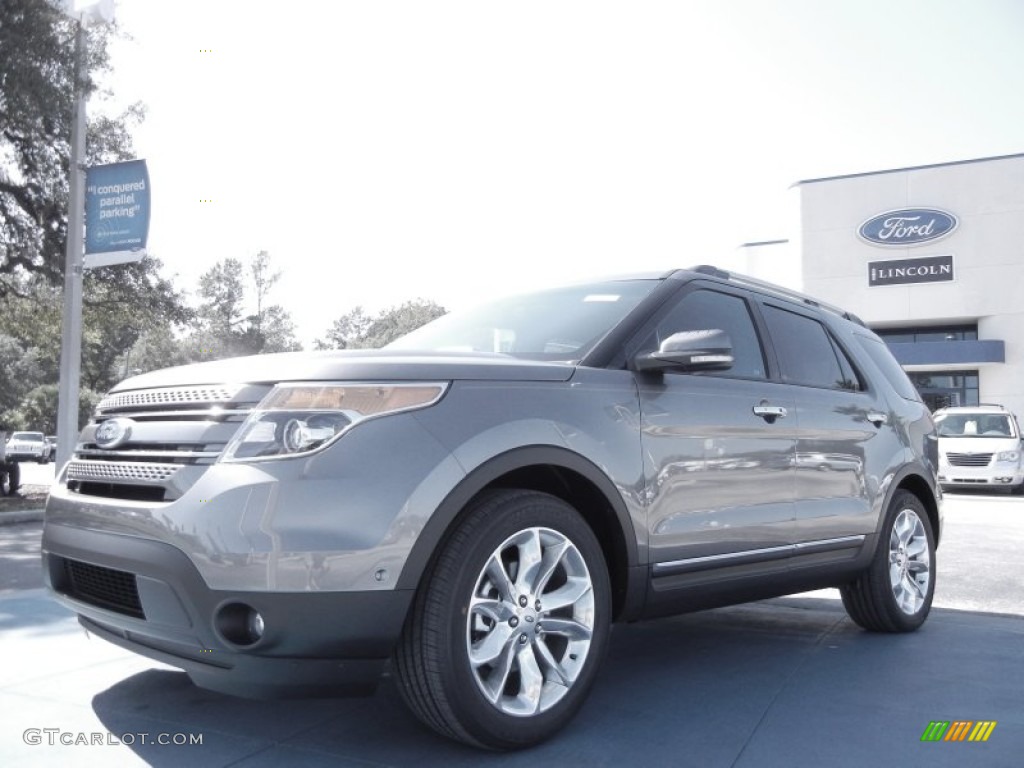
2;491;1022;766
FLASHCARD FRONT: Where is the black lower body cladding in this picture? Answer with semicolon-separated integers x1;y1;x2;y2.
42;523;412;698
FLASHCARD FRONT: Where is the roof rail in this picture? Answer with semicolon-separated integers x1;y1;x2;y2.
688;265;866;326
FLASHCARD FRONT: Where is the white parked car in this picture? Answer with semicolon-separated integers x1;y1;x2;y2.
934;405;1024;494
4;431;48;464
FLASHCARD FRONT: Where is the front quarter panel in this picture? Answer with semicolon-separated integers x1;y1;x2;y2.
404;368;647;579
45;412;465;593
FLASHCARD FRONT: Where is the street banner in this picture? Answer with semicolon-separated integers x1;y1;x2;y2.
84;159;150;267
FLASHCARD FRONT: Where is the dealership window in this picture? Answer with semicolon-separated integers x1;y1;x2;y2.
875;324;978;344
907;370;979;412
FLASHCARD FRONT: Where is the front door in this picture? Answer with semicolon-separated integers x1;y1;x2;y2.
633;286;797;573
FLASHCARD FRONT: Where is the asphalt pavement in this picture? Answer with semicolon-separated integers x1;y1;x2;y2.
1;490;1022;766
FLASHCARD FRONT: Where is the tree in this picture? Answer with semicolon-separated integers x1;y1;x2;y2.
187;252;300;360
244;250;300;354
0;0;191;432
76;254;190;389
4;382;100;433
249;250;278;342
0;331;46;422
0;264;190;430
122;324;192;378
315;299;447;350
0;0;146;295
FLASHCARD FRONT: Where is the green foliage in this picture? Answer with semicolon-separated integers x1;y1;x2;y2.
0;2;445;437
0;0;145;295
315;299;447;350
0;265;188;431
0;0;184;432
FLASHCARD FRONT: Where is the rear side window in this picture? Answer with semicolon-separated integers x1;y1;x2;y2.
855;334;921;401
762;305;857;390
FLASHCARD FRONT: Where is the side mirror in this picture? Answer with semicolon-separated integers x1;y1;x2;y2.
634;329;734;372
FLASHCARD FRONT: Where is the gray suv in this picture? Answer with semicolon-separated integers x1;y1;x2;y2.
43;266;941;749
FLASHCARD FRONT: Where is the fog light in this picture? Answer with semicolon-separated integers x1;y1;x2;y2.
215;602;265;647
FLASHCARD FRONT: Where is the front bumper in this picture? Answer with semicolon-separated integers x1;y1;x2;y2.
5;450;43;461
938;464;1024;489
42;523;412;698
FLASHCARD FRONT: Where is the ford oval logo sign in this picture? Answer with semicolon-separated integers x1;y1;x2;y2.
858;208;958;247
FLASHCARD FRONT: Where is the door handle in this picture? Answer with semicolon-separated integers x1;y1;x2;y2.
867;411;888;427
753;404;787;423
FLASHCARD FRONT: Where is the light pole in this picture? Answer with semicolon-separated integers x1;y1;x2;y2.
54;0;115;470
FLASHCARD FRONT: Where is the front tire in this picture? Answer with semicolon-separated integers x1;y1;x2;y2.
840;489;935;632
393;489;611;750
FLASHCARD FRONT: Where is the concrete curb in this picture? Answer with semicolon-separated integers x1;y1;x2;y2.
0;509;44;525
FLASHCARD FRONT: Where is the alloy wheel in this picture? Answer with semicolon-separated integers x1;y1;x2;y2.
465;526;595;717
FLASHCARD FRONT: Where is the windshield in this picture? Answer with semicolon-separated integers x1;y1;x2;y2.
935;413;1017;438
10;432;43;441
387;279;659;360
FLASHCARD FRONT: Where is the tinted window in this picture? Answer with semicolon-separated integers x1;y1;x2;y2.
646;289;766;379
856;334;922;401
762;305;848;389
831;338;864;392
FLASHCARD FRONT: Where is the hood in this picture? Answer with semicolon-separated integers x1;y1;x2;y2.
112;350;576;392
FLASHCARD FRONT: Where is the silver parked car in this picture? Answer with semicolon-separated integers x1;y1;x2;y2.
42;267;942;749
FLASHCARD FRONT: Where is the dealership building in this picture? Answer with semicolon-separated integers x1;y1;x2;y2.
740;152;1024;418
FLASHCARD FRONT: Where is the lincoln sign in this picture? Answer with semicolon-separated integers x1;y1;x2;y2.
858;208;958;247
868;255;954;287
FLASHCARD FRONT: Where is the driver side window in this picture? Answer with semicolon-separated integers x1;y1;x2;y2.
646;289;767;379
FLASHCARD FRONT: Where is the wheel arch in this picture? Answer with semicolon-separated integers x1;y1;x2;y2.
396;445;643;621
887;465;942;546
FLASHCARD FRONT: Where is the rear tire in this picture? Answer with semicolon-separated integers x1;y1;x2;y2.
393;489;611;750
841;490;935;632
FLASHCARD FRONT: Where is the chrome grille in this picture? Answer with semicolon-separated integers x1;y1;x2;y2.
946;452;993;467
69;381;269;502
68;460;180;484
98;386;241;412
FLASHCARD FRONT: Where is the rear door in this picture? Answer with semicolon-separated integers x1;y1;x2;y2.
757;302;891;555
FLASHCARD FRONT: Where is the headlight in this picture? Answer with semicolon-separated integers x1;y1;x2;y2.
995;450;1020;463
221;382;447;462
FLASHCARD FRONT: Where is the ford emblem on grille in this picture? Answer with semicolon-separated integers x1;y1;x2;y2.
95;418;134;449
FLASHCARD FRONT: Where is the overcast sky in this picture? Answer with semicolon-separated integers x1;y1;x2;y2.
100;0;1024;344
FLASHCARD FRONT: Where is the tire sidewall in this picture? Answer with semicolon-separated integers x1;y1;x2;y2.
436;492;611;748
